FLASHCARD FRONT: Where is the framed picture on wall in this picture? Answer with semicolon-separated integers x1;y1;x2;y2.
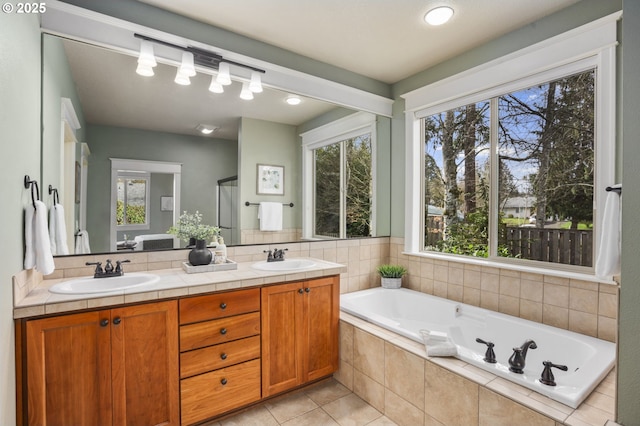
256;164;284;195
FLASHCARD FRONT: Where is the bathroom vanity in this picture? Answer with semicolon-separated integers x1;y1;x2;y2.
14;259;344;426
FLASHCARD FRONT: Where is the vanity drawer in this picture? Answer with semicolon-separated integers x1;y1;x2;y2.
181;359;261;425
180;312;260;351
179;288;260;325
180;335;261;379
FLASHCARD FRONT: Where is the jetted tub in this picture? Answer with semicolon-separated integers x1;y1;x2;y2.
340;287;615;408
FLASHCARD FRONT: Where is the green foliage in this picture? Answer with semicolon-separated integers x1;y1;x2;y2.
116;200;146;225
168;211;219;242
376;264;407;278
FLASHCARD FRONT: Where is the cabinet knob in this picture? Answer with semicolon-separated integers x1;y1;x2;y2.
100;319;109;327
220;302;227;310
113;317;121;325
220;328;227;335
220;378;228;385
220;353;228;360
305;287;311;293
298;288;304;294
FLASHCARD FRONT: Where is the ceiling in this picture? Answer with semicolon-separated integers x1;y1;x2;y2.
138;0;582;84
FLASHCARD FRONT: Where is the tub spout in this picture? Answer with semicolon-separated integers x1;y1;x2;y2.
508;340;537;374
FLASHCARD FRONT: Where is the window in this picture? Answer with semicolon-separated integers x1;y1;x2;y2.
301;112;377;240
403;14;618;276
313;134;372;238
116;172;150;229
423;71;595;266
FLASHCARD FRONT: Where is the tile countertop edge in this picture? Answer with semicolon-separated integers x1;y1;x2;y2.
13;258;347;319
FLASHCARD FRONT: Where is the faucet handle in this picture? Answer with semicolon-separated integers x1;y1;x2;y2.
86;261;103;275
115;259;131;274
540;361;568;386
475;338;497;363
104;259;114;273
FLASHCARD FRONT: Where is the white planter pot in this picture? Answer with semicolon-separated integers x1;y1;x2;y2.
381;277;402;289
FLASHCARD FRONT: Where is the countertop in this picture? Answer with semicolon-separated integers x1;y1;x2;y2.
14;258;346;319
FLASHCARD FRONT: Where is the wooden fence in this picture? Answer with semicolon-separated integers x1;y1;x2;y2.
503;227;593;267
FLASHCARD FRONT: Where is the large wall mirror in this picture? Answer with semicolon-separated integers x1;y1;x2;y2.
41;33;391;257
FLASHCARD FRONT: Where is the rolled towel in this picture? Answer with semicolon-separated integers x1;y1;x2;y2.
426;342;458;357
420;329;449;343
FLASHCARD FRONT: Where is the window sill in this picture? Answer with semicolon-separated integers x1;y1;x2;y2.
402;250;618;286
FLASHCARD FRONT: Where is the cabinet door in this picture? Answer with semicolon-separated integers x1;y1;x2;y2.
111;301;179;426
26;311;112;426
261;282;304;397
303;276;339;382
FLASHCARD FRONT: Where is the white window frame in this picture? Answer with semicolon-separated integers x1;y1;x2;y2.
116;171;151;231
402;12;620;281
301;112;377;240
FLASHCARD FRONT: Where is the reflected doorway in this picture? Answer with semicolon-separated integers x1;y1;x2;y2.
218;176;239;246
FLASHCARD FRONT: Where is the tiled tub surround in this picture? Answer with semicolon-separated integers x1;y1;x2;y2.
388;238;618;344
337;313;616;426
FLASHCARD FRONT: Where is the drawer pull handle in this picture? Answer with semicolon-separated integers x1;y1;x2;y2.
220;302;227;310
220;328;227;335
100;319;109;327
305;287;311;293
220;378;228;385
113;317;122;325
298;288;304;294
220;353;228;360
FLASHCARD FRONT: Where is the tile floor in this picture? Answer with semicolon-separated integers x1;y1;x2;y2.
202;378;398;426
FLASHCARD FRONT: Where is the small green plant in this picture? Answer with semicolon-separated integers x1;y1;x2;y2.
168;211;219;243
376;264;407;278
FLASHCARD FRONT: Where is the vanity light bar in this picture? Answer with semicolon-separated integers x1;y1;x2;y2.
133;33;265;93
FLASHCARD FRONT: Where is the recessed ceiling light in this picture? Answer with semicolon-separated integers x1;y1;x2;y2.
286;95;301;106
424;6;454;26
196;124;218;135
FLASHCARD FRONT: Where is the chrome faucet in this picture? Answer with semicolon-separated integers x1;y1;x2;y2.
508;339;537;374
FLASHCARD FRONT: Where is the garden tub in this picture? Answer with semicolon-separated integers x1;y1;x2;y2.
340;287;615;408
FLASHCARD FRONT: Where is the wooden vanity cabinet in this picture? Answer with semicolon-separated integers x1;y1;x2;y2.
261;276;339;397
22;300;179;426
179;288;261;426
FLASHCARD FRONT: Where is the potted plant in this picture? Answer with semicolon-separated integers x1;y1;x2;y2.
168;211;219;265
376;264;407;289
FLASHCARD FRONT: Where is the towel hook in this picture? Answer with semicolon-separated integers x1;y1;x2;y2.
24;175;40;209
48;185;60;205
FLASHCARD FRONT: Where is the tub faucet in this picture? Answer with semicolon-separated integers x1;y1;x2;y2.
508;339;537;374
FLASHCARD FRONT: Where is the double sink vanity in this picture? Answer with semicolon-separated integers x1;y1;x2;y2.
14;257;345;426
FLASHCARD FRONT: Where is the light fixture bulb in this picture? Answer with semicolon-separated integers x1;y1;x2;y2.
137;40;157;68
216;62;232;86
424;6;454;26
249;71;263;93
174;69;191;85
136;63;155;77
178;51;196;77
240;82;254;100
285;95;301;106
208;76;224;93
196;124;217;135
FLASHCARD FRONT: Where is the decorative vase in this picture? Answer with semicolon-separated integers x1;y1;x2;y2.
381;277;402;289
188;239;212;266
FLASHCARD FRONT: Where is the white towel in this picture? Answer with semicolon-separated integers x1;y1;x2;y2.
596;186;621;278
258;202;283;231
24;201;55;275
49;203;69;255
420;329;458;357
75;230;91;254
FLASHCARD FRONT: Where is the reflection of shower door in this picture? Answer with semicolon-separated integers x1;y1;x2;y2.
217;176;238;245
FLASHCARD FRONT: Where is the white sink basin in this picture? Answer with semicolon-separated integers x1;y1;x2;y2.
49;273;160;294
251;259;316;272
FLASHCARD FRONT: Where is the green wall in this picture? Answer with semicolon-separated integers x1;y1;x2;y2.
0;10;42;426
86;124;238;252
239;117;300;232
